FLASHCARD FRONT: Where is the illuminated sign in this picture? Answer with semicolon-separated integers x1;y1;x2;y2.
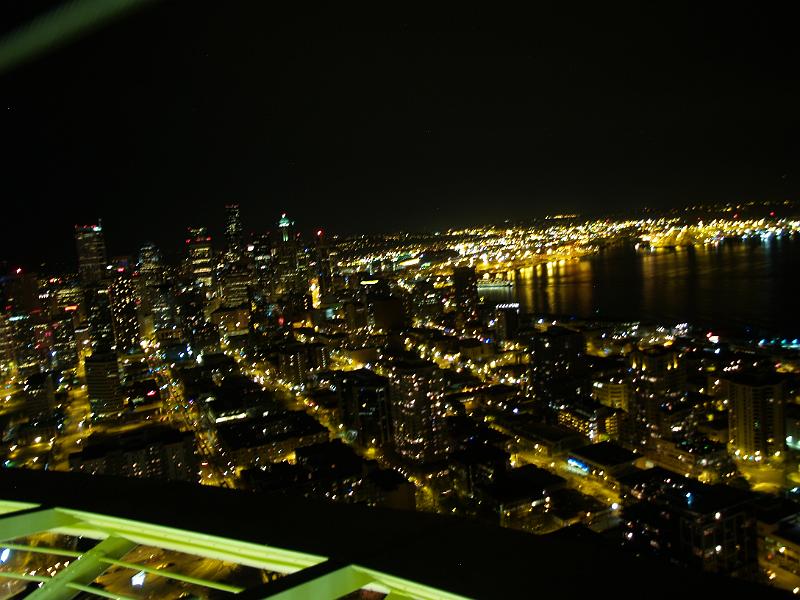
397;258;420;268
567;458;589;473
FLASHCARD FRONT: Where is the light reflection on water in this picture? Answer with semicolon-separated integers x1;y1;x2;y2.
481;236;800;336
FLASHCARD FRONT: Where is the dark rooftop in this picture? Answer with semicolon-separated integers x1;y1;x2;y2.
721;371;786;387
217;411;328;451
571;441;637;467
548;488;606;521
450;442;510;467
77;425;192;460
480;465;565;504
619;466;754;514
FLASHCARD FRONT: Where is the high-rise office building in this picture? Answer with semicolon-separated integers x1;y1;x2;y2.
5;314;43;377
275;213;303;294
186;227;213;289
50;313;79;372
150;281;181;342
136;242;164;329
250;233;273;291
225;204;244;261
74;223;107;284
220;262;251;309
387;359;449;464
84;285;115;350
109;271;140;353
51;277;84;316
278;212;294;243
138;242;164;287
85;350;122;418
723;372;786;460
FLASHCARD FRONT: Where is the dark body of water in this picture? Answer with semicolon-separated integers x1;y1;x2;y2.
481;236;800;339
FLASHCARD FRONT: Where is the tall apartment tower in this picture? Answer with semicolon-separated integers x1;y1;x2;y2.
109;271;140;353
387;359;449;464
724;372;786;460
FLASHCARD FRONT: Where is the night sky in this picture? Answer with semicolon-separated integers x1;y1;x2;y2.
2;3;799;267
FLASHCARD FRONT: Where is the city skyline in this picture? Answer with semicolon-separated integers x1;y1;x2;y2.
1;197;798;595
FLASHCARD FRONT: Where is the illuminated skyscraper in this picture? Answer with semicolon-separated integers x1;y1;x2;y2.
186;227;213;289
628;346;686;437
387;360;449;464
84;286;115;350
4;314;42;377
220;262;251;308
225;204;244;261
275;213;303;294
138;242;164;287
724;372;786;460
278;212;294;243
109;271;140;353
250;233;272;290
150;281;182;344
50;313;79;372
74;223;107;284
136;242;164;324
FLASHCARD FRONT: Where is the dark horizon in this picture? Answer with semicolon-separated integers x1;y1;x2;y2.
2;3;799;266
